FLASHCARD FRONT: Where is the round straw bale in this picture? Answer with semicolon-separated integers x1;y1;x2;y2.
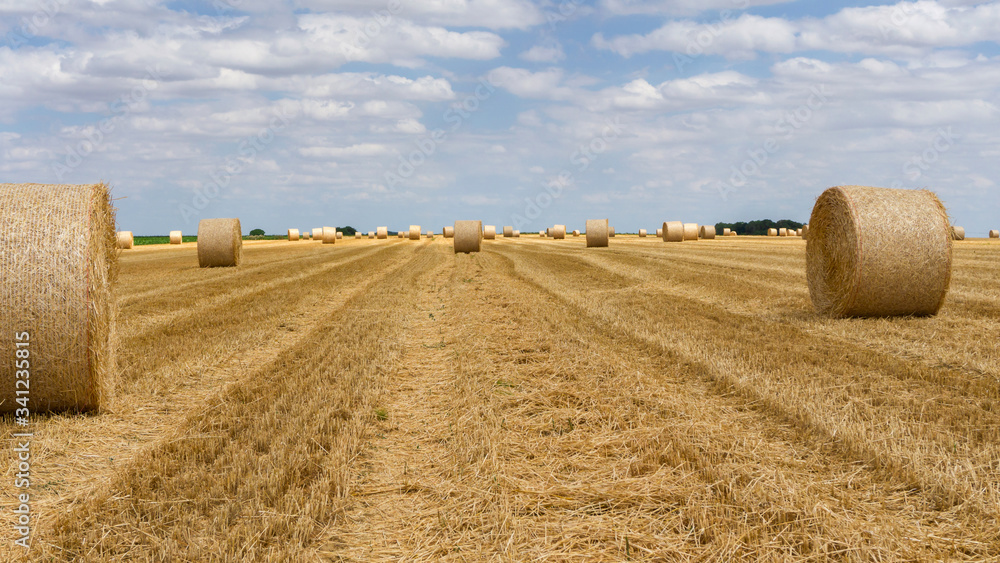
443;226;455;238
700;225;716;239
513;230;520;237
322;227;337;244
198;218;242;268
367;231;375;239
767;228;778;236
312;228;323;241
951;226;965;241
426;230;433;237
377;226;388;239
286;229;299;242
545;228;551;236
398;232;404;238
539;231;546;237
336;231;343;239
353;232;361;239
409;225;421;240
729;231;737;236
454;220;482;254
990;230;999;238
572;229;580;237
1;182;118;412
802;224;809;239
806;185;952;318
484;225;497;240
552;225;566;239
503;226;514;238
638;229;647;237
609;226;615;237
170;230;183;244
663;221;684;242
586;219;609;248
303;232;310;240
795;228;802;236
117;231;133;249
683;223;699;241
722;228;731;236
779;228;788;237
656;228;663;238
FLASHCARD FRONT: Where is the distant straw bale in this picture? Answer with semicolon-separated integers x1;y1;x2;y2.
198;218;242;268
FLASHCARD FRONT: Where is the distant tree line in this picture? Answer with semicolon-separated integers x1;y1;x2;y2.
714;219;804;236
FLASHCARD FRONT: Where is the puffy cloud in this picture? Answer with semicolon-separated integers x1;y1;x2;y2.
520;42;566;63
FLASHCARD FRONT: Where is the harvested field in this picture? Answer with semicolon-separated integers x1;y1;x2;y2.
3;236;1000;561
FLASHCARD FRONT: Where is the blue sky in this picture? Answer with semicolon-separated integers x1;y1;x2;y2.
1;0;998;235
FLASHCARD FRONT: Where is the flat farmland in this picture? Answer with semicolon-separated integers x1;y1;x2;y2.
3;236;1000;561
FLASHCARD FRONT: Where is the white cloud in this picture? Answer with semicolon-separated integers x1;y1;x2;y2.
293;0;545;30
520;42;566;63
599;0;793;16
299;143;391;158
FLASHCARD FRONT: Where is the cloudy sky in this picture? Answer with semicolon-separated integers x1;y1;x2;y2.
1;0;998;235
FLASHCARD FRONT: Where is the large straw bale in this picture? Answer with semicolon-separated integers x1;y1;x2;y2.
663;221;683;242
586;219;609;248
503;226;513;238
198;218;242;267
454;220;482;254
1;182;118;412
552;225;566;239
443;226;455;238
117;231;133;249
683;223;699;241
409;225;421;240
377;226;388;239
806;185;952;318
286;229;299;242
170;230;183;244
322;227;337;244
990;230;999;238
700;225;716;239
951;226;965;240
312;228;323;241
484;225;497;240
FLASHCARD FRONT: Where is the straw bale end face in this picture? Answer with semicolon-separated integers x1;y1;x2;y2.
682;223;699;241
287;229;299;242
503;226;514;238
117;231;134;249
443;226;455;238
2;182;119;412
484;225;497;240
609;226;615;237
552;225;566;239
989;229;999;238
638;229;647;237
699;225;716;239
198;218;242;267
951;226;965;240
377;226;388;239
322;227;337;244
409;225;421;240
454;220;482;253
664;221;684;242
586;219;609;248
170;230;183;244
806;185;952;318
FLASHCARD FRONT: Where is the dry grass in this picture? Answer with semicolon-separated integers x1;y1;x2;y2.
3;236;999;561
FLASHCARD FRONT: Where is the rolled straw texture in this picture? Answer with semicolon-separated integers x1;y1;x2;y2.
609;226;615;237
990;230;999;238
286;229;299;242
638;229;647;237
117;231;133;249
513;230;520;237
768;228;778;236
398;232;404;238
454;220;482;254
663;221;684;242
572;230;580;237
806;185;952;318
586;219;609;248
443;226;455;238
377;226;388;239
368;231;375;239
779;228;788;237
312;228;323;241
722;228;731;236
802;224;809;239
552;225;566;239
683;223;699;241
700;225;716;239
170;230;183;244
322;227;337;244
951;226;965;241
484;225;497;240
1;182;118;412
503;226;513;238
409;225;421;240
355;233;362;239
656;228;663;237
336;231;343;239
198;218;242;267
